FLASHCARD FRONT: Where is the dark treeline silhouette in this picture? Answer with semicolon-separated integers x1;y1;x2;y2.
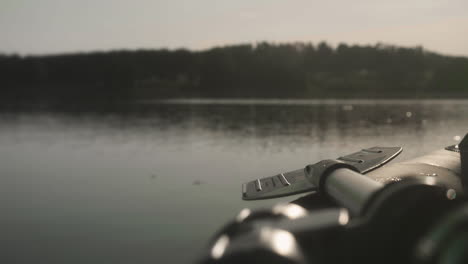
1;42;468;106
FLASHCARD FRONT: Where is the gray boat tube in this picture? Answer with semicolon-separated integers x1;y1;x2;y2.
365;148;462;194
324;168;383;216
306;146;462;217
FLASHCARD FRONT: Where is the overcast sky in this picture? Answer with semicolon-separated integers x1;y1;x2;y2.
1;0;467;56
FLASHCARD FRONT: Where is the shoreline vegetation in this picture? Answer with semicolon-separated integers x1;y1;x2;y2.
1;42;468;107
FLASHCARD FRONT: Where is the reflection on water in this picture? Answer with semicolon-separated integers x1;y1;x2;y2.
1;99;467;264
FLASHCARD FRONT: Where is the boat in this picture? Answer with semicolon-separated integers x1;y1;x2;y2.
199;134;468;264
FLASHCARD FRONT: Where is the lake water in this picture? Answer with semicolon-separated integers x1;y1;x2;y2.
1;99;467;264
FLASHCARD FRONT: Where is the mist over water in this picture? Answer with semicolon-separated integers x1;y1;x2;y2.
1;99;467;263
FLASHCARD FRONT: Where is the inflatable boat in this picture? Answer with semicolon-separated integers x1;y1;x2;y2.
200;134;468;264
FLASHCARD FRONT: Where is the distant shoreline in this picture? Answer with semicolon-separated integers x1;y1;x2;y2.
140;98;468;105
2;42;468;104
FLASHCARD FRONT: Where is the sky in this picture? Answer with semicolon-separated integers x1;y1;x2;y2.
1;0;468;56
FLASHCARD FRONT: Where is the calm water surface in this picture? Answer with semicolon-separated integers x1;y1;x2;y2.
1;99;467;263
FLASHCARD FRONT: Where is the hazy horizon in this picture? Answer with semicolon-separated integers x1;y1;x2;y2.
1;41;466;59
1;0;468;56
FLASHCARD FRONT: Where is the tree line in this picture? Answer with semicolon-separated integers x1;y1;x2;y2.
1;42;468;105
